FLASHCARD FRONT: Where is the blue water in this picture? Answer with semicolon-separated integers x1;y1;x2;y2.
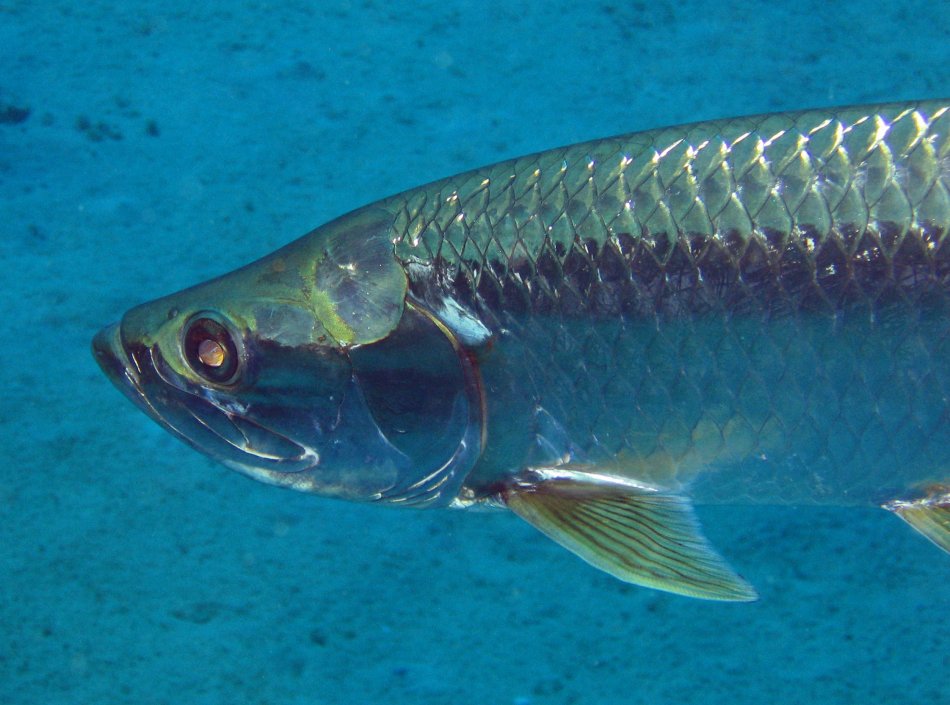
2;2;948;703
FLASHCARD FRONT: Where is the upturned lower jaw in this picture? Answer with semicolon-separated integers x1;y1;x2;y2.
92;323;166;428
92;323;126;386
92;322;150;407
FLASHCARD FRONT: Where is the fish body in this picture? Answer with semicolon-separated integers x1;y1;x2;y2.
95;101;950;600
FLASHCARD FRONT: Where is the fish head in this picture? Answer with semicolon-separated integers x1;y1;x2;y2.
93;208;483;506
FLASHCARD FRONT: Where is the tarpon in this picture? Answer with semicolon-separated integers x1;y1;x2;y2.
94;101;950;600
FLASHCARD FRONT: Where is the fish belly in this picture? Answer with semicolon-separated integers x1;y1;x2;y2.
474;300;949;507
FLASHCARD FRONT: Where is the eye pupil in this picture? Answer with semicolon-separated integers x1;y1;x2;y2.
197;338;226;368
183;315;241;384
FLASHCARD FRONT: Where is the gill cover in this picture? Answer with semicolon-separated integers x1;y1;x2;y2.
94;207;484;506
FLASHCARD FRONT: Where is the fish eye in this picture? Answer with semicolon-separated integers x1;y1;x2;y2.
182;314;242;385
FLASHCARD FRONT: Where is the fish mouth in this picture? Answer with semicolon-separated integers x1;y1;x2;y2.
93;322;154;417
92;322;322;478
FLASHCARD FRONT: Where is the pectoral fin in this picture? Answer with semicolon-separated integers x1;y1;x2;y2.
884;486;950;554
502;470;757;601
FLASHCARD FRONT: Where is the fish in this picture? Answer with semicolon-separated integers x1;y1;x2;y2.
93;101;950;601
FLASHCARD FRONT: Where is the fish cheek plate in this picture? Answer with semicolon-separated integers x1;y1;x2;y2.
348;300;486;506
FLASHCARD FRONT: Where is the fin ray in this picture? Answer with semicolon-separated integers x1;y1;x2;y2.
503;473;757;602
885;486;950;554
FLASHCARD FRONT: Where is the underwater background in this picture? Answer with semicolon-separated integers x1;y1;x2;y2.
2;1;948;703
